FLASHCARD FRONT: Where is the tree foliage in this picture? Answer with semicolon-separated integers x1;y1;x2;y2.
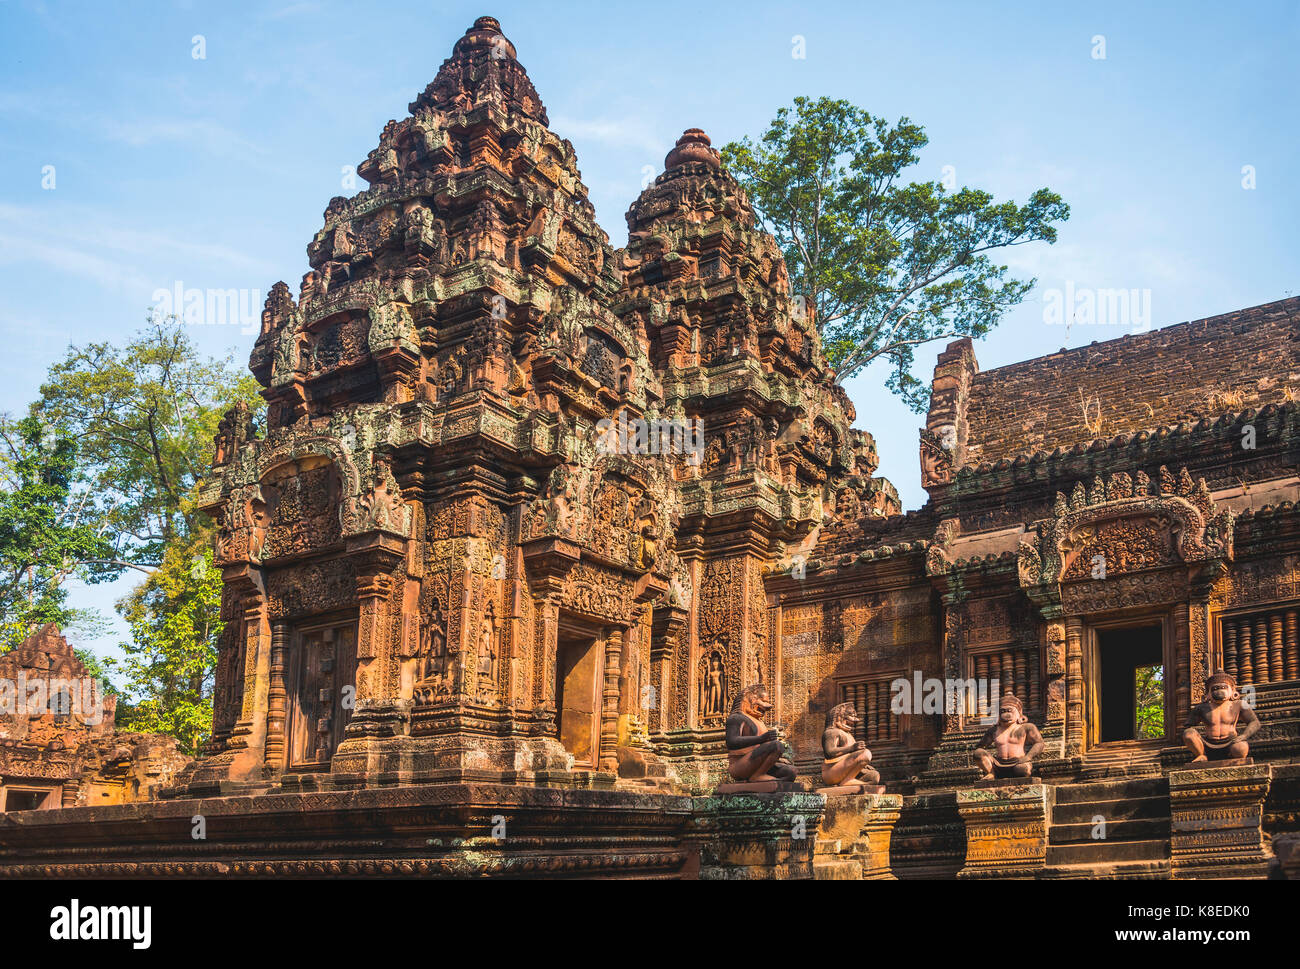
113;528;221;755
30;318;263;751
34;316;262;567
722;96;1069;411
1135;665;1165;740
0;415;117;647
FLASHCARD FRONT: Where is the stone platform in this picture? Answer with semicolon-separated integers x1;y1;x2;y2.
0;783;700;878
813;791;902;879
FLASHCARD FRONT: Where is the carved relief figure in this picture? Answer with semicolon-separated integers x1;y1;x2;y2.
725;683;796;784
417;601;449;695
477;604;498;683
359;454;406;532
821;702;880;790
1183;671;1259;763
973;695;1044;779
698;650;726;720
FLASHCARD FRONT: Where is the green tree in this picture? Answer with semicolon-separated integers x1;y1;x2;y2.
722;97;1069;411
0;415;118;647
34;317;263;749
35;315;262;567
114;529;222;754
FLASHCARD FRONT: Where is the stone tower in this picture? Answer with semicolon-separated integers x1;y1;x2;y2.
185;17;898;795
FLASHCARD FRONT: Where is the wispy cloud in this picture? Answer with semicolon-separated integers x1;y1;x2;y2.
0;91;271;160
96;116;269;156
0;203;277;295
549;115;668;157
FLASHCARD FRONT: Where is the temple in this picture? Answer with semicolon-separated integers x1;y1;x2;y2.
0;625;188;811
2;17;1298;880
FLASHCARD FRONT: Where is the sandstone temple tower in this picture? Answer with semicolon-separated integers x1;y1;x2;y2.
186;17;892;795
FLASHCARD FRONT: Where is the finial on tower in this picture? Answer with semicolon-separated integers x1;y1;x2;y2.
664;128;720;171
453;15;517;60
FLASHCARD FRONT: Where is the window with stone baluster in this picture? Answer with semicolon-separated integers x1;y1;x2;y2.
964;645;1041;722
1217;605;1300;687
838;676;901;745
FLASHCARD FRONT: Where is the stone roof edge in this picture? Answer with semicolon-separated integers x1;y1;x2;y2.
954;399;1300;481
969;294;1300;384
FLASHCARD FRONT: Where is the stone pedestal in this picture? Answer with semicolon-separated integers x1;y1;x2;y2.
713;780;808;795
693;792;824;880
816;784;886;795
1169;763;1272;879
813;791;902;880
955;783;1049;879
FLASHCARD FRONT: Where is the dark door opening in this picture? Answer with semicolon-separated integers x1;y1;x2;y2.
556;630;601;768
1097;625;1165;742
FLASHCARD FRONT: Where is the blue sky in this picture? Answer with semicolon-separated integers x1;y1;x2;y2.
1;0;1297;664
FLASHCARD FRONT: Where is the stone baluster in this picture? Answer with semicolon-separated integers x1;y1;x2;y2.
1239;620;1253;684
1269;613;1284;683
1223;620;1239;679
1253;616;1269;684
1026;648;1041;715
1286;610;1299;681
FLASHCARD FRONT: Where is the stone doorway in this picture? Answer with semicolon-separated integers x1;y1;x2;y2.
1090;622;1167;746
555;622;603;769
287;620;357;770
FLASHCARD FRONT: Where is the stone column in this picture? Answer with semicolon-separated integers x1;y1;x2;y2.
941;601;963;733
599;627;623;773
342;532;407;746
649;605;687;738
1174;601;1192;728
534;596;560;720
1064;616;1085;757
1187;569;1219;717
356;572;395;701
225;581;271;775
264;620;290;770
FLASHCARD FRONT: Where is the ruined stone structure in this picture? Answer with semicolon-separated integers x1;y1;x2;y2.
2;18;1298;879
0;625;189;811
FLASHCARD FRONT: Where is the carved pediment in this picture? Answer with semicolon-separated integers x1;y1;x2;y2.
1018;467;1233;594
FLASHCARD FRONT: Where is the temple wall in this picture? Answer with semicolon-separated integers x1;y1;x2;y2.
772;556;942;784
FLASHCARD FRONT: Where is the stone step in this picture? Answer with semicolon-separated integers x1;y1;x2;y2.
1045;838;1169;866
1039;859;1172;880
1086;744;1163;760
1052;777;1169;804
1051;795;1171;824
1049;817;1170;844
